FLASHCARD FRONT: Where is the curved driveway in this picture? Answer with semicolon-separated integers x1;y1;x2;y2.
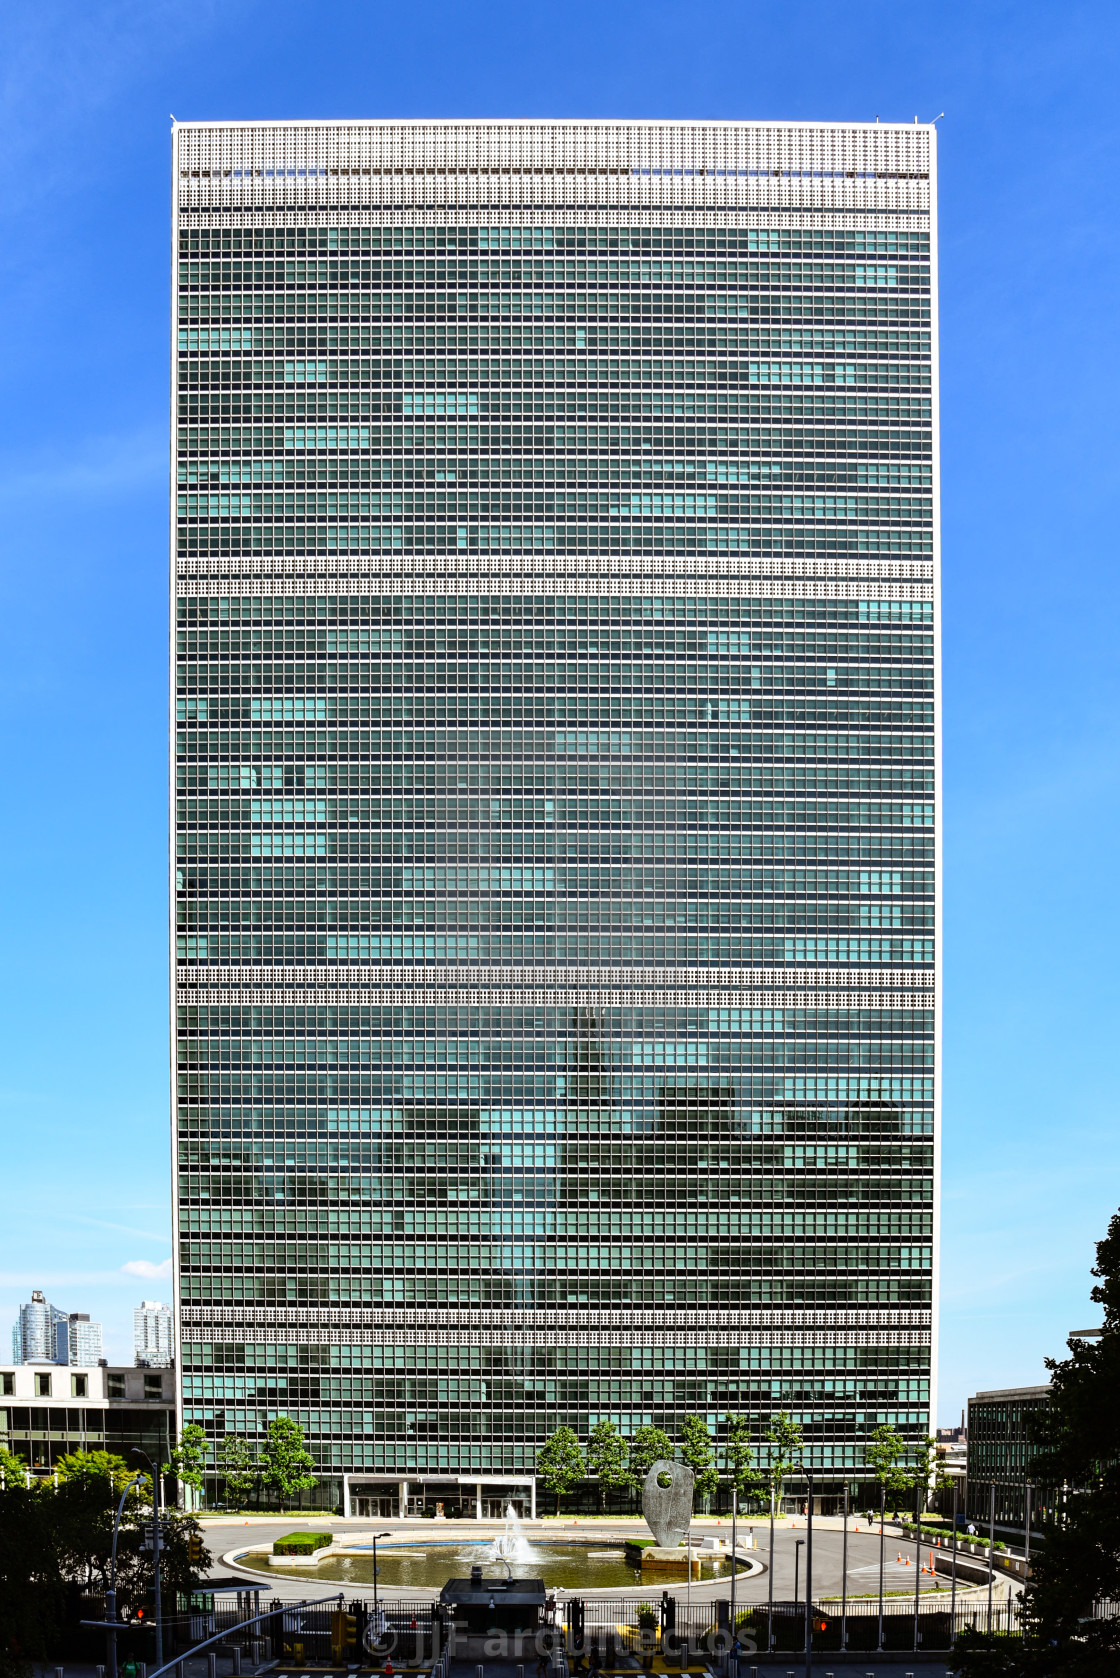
203;1515;980;1604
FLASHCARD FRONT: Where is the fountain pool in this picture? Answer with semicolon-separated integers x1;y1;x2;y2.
236;1506;731;1592
237;1540;729;1591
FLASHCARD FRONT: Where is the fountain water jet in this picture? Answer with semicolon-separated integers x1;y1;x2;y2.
488;1504;538;1566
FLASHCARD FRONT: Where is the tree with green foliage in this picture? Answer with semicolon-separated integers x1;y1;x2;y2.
168;1423;209;1506
678;1416;719;1512
536;1428;585;1514
956;1205;1120;1676
864;1424;911;1515
260;1416;318;1512
722;1414;766;1512
56;1449;136;1495
586;1421;630;1514
217;1434;258;1510
0;1446;31;1490
764;1412;804;1512
908;1433;950;1516
761;1412;803;1616
628;1425;676;1488
0;1477;67;1677
0;1452;212;1676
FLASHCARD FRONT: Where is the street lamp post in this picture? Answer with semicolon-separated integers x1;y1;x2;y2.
804;1470;814;1678
793;1539;804;1614
131;1448;166;1670
724;1435;737;1644
876;1481;886;1652
950;1480;959;1645
987;1483;996;1633
840;1483;849;1652
912;1473;921;1653
766;1469;777;1655
106;1472;145;1678
370;1530;390;1623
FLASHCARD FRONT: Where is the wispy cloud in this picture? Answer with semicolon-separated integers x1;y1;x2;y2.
121;1258;172;1280
64;1214;171;1244
0;1271;156;1288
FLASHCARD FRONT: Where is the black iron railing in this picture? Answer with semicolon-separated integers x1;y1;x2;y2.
100;1589;1029;1666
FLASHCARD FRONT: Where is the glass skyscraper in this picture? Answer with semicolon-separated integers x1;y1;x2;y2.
172;120;938;1513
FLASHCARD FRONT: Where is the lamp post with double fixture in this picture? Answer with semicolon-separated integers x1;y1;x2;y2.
130;1448;167;1670
106;1472;145;1678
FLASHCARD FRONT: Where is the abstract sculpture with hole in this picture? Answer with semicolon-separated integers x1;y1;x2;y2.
641;1459;696;1547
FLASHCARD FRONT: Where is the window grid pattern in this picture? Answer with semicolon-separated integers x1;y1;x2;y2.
171;119;938;1500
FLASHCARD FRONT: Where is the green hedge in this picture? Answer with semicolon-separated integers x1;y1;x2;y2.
273;1531;333;1556
901;1522;1008;1553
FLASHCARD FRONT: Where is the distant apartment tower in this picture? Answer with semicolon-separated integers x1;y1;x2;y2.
12;1291;66;1363
134;1300;174;1368
172;119;939;1510
57;1313;103;1367
11;1291;102;1365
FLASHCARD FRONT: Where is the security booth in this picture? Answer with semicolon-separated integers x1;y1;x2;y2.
440;1565;546;1636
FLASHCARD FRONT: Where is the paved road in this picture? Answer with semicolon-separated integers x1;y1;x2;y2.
201;1516;984;1605
42;1656;954;1678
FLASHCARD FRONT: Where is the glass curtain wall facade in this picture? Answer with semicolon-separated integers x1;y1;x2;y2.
172;120;939;1509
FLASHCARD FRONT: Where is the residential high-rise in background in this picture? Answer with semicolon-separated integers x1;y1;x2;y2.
134;1300;175;1367
11;1292;64;1364
11;1291;103;1366
173;119;939;1511
56;1313;103;1368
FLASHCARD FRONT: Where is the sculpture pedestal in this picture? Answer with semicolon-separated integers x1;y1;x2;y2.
636;1546;701;1577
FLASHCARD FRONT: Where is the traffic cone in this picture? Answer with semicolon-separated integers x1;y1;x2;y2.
897;1553;903;1563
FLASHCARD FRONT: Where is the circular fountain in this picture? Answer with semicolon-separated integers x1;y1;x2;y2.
231;1503;741;1593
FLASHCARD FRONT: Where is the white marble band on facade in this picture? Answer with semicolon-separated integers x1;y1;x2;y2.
175;118;932;218
177;578;933;601
180;1324;931;1349
178;987;933;1011
176;964;934;989
180;1304;931;1330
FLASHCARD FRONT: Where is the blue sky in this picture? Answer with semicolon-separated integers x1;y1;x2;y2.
0;0;1117;1420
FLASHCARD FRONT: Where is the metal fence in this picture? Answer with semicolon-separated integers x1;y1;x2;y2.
82;1594;444;1669
90;1590;1029;1667
568;1594;1024;1657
